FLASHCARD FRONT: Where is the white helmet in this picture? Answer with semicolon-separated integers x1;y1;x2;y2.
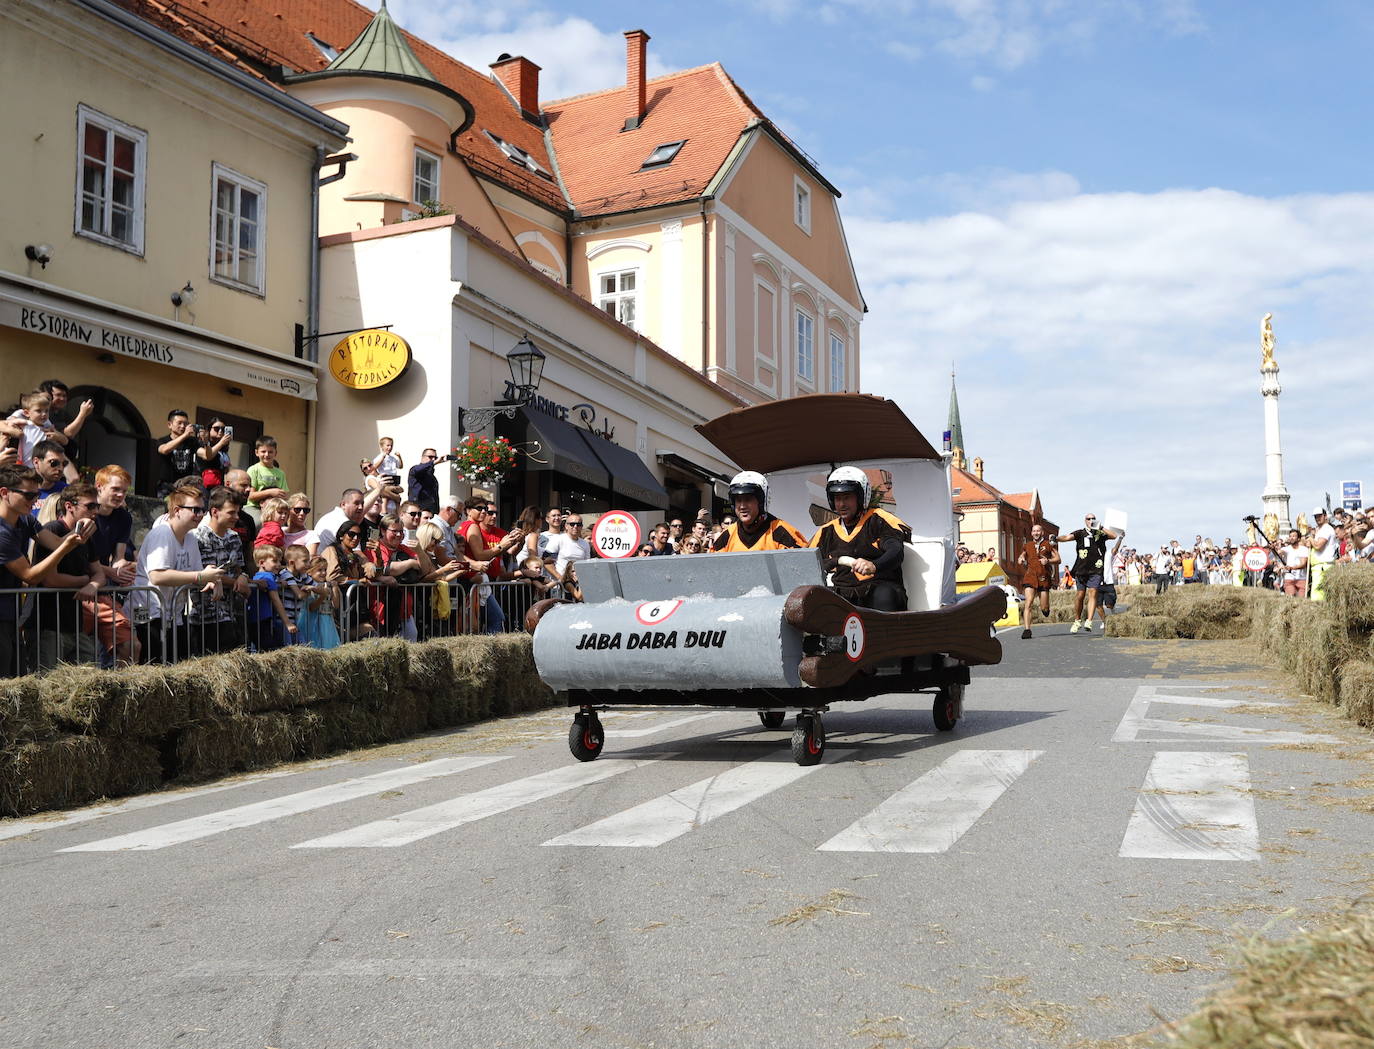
728;470;768;511
825;466;870;510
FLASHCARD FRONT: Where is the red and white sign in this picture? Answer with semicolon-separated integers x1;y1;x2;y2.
635;600;683;626
590;511;641;560
1242;545;1271;572
843;614;865;662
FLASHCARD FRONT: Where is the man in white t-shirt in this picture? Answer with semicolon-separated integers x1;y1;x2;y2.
538;506;566;563
549;513;590;578
314;487;386;551
1307;507;1337;602
1281;529;1310;598
126;484;226;662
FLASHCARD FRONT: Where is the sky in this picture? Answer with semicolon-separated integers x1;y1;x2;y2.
374;0;1374;552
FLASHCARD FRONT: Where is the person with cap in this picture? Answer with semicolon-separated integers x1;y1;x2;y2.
711;471;807;552
1055;512;1121;633
1307;506;1337;601
808;466;911;611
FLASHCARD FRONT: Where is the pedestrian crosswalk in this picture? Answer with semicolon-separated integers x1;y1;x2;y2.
40;743;1282;862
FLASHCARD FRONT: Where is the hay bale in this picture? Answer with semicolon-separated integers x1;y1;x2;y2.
42;663;207;738
327;637;410;708
489;634;555;714
0;675;51;745
1336;659;1374;729
443;636;503;720
0;736;109;816
1292;612;1353;704
102;738;165;798
174;711;295;782
1156;906;1374;1049
1174;591;1253;640
1324;564;1374;632
1104;613;1177;639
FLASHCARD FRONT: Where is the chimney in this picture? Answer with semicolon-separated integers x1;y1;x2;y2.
623;29;649;131
491;54;541;122
973;457;985;482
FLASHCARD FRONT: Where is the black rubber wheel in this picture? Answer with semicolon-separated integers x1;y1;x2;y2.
932;685;964;732
568;715;604;762
758;710;786;729
790;714;825;766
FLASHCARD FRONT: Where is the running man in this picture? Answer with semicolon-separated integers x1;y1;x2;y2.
1055;513;1120;633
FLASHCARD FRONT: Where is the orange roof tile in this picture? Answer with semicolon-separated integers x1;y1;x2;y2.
114;0;567;211
543;64;761;217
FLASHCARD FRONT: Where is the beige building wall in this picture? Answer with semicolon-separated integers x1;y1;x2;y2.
2;0;340;355
316;216;738;516
0;0;345;496
570;207;708;372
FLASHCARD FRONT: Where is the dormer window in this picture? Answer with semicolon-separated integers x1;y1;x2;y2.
484;130;552;179
306;33;338;61
641;141;685;169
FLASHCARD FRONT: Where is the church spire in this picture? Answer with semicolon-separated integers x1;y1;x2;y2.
947;365;966;465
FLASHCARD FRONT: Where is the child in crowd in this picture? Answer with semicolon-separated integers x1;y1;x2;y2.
254;497;288;551
372;436;403;487
247;545;295;651
304;554;343;649
516;555;560;597
246;435;287;524
283;544;341;649
6;391;65;466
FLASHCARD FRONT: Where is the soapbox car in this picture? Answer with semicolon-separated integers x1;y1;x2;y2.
525;394;1006;765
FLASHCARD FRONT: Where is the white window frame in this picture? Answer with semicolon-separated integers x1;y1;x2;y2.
74;104;147;255
829;330;846;392
595;266;639;331
795;308;815;384
413;147;440;205
793;175;812;235
209;162;267;296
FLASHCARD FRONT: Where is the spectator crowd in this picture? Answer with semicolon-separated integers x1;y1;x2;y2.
7;381;1371;677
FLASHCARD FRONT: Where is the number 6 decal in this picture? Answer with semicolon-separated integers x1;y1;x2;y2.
635;600;682;625
843;614;865;661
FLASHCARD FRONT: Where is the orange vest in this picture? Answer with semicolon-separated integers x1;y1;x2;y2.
714;516;807;552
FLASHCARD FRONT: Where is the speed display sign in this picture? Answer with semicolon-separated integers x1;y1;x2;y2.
590;511;642;560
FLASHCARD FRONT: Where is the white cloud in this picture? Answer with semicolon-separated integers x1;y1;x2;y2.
848;185;1374;547
373;1;670;101
747;0;1206;72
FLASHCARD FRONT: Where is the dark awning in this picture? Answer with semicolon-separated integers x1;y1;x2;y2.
656;450;733;485
697;393;941;473
585;431;670;510
518;408;610;489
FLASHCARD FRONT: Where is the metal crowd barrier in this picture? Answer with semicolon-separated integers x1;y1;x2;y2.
0;575;573;678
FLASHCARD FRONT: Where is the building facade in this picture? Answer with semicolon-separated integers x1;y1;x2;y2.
0;0;347;496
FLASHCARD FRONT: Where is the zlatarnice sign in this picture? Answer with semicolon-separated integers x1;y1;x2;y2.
330;329;412;390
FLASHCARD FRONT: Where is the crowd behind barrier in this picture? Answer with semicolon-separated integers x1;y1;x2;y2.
0;578;559;677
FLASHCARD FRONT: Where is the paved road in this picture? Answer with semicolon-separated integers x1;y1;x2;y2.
3;625;1371;1049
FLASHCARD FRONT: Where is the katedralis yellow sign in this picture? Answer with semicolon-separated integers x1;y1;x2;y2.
329;329;411;390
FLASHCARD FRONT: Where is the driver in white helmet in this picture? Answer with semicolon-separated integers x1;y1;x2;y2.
809;465;912;611
711;471;807;552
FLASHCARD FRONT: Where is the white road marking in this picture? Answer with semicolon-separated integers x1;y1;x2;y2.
542;756;824;847
1120;751;1258;861
1113;685;1337;744
60;756;511;852
0;760;348;844
292;757;661;848
535;712;726;741
817;749;1043;853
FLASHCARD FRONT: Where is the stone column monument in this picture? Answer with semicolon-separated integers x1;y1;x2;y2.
1259;313;1292;534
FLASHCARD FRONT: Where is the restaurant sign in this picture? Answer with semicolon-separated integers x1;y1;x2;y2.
330;329;412;390
0;285;316;399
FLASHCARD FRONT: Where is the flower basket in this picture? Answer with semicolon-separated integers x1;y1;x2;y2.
451;435;518;486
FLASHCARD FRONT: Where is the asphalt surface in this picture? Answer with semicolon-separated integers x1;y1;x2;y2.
3;624;1372;1049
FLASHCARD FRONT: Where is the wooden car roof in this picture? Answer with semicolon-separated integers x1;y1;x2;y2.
696;394;942;473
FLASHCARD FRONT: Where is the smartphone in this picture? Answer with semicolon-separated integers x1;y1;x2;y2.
224;425;234;438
